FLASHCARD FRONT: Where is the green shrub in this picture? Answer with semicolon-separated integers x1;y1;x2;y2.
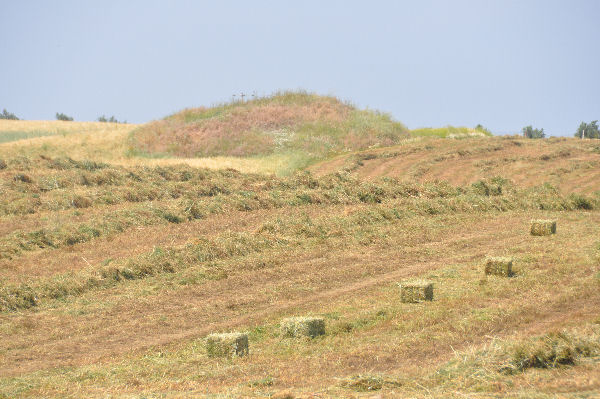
97;115;126;123
0;108;19;120
575;120;599;139
522;125;545;139
55;112;74;121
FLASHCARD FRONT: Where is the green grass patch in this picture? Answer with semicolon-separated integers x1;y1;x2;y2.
0;130;59;143
410;125;492;138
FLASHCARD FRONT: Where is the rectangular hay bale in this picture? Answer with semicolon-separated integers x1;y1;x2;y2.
399;281;434;303
484;256;513;277
280;316;326;338
205;332;248;357
530;219;556;236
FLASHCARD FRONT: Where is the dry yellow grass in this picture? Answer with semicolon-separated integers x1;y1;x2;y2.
0;119;135;134
0;120;287;174
0;120;136;160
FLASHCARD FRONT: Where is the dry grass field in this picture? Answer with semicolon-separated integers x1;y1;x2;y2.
0;98;599;398
0;120;298;175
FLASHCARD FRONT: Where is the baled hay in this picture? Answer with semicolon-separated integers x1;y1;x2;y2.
280;316;326;338
399;281;434;303
484;257;514;277
530;219;557;236
205;332;249;357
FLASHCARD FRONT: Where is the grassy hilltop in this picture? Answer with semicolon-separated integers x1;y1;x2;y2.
130;91;411;174
0;94;599;397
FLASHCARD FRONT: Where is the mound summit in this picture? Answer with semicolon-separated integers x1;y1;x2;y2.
130;91;409;159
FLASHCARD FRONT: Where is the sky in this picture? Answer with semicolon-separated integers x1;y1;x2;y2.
1;0;599;136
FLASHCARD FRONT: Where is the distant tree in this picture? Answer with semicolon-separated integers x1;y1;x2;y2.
56;112;74;121
522;125;545;139
475;124;492;135
0;109;19;120
574;121;599;139
97;115;126;123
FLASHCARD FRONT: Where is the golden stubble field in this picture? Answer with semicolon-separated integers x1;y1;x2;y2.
0;120;599;398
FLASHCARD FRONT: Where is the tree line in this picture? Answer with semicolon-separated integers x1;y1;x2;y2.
1;109;126;123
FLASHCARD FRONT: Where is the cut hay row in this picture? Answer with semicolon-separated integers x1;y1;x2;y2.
0;167;589;262
2;155;598;219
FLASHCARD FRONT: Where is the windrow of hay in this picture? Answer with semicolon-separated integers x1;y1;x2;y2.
509;331;600;372
2;165;596;261
205;333;249;357
280;317;326;338
1;155;598;219
422;328;600;394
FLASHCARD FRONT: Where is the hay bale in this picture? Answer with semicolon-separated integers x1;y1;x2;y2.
399;281;434;303
280;316;326;338
530;219;556;236
205;332;248;357
484;257;513;277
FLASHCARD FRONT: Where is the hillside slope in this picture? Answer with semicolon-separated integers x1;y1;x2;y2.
310;136;600;194
130;91;410;167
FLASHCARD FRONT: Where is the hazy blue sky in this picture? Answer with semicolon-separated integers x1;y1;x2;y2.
1;0;599;135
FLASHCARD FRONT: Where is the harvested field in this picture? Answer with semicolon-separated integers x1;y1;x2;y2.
311;136;600;194
1;118;599;397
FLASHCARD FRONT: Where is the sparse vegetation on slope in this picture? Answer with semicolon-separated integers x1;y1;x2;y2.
130;91;410;171
410;125;492;138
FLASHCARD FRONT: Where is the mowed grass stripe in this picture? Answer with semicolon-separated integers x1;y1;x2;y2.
1;170;597;261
